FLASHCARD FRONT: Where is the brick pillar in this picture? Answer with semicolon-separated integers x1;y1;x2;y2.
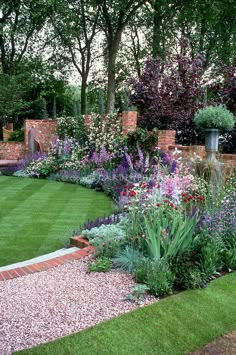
157;130;176;151
84;115;91;127
122;111;137;136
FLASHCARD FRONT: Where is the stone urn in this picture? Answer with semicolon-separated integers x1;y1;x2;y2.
204;128;219;162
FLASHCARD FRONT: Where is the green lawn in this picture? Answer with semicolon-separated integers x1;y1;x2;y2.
0;176;113;266
16;273;236;355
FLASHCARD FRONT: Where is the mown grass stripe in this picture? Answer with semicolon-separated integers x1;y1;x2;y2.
0;176;112;266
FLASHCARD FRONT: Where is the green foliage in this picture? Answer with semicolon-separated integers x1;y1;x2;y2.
141;206;199;260
82;220;127;258
194;105;235;131
7;129;24;142
0;74;30;124
145;258;174;296
13;170;29;178
79;172;101;189
171;254;207;290
113;246;144;273
193;235;222;279
86;113;122;152
120;127;158;154
90;235;125;258
125;284;149;304
32;97;48;119
221;232;236;272
88;257;112;272
25;156;57;178
56;115;86;142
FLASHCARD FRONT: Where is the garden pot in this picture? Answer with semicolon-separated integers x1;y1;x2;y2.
204;128;219;162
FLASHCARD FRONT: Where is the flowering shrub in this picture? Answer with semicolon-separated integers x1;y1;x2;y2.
25;155;57;178
200;192;236;236
85;113;122;152
56;115;86;140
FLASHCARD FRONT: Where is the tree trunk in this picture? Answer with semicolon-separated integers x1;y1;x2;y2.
152;0;164;59
80;77;87;115
106;48;116;113
106;30;122;113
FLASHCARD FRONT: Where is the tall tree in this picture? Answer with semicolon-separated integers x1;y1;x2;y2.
176;0;236;70
93;0;147;113
0;0;50;74
49;0;100;115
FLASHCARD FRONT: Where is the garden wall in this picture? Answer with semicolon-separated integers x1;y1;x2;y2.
159;130;236;167
24;119;57;152
0;142;25;160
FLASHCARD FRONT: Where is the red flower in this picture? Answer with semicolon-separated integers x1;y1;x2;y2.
174;206;178;210
169;203;174;207
121;191;126;196
156;203;161;207
184;199;188;203
129;190;136;197
124;185;129;189
131;183;136;187
188;194;193;199
163;199;168;203
157;184;160;188
181;193;186;197
197;195;204;201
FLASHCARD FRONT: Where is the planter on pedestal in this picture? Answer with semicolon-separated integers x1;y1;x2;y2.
204;128;219;162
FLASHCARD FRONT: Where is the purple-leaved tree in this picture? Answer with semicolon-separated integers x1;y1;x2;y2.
130;40;205;144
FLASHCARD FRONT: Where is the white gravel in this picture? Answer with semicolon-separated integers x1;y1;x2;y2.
0;258;156;354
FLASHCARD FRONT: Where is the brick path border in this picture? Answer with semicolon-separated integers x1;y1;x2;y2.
0;237;94;282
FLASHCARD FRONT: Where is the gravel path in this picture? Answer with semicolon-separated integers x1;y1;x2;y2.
0;258;156;354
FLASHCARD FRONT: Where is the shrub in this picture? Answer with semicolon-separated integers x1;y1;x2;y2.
85;113;122;152
56;115;86;141
119;127;158;155
193;235;222;279
221;232;236;271
145;258;174;296
25;155;57;178
82;221;127;258
7;129;24;142
88;257;112;272
90;235;125;258
134;259;149;284
171;254;207;290
32;97;48;119
79;172;101;189
194;105;235;131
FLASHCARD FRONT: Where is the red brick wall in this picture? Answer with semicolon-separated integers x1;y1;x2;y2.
122;111;137;136
157;130;176;151
24;119;57;152
0;142;25;160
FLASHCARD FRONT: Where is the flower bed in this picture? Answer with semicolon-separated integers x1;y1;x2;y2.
4;114;236;300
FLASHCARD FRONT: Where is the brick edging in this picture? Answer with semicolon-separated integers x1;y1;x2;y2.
0;236;94;282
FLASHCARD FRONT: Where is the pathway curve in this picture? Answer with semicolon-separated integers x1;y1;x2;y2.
0;257;155;354
0;237;94;281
